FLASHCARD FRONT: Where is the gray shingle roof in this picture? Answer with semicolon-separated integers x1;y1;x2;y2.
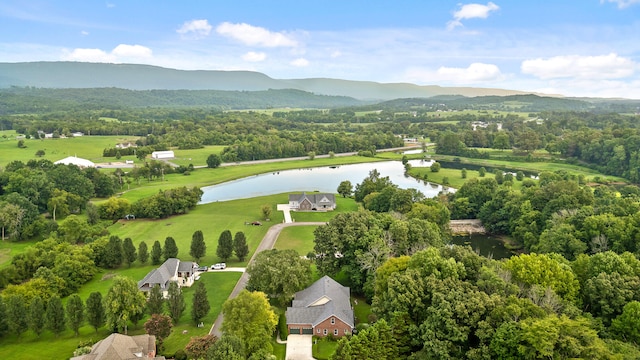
288;193;336;208
286;275;354;328
70;333;165;360
138;258;180;291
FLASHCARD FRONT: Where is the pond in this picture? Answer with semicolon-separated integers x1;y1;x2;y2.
199;160;451;203
450;234;514;260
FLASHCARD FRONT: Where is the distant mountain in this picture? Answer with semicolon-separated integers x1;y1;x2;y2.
0;61;539;100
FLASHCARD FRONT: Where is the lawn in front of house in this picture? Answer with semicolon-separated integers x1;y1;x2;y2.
275;226;318;256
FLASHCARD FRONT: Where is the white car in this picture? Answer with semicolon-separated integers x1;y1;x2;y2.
211;263;226;270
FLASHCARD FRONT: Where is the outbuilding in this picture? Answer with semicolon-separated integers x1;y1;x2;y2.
151;150;175;159
54;156;95;168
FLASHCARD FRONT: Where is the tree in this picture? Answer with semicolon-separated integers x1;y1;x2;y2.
611;301;640;343
190;230;206;262
430;162;441;172
167;282;186;324
103;235;123;268
138;240;149;264
192;282;211;325
123;237;137;267
47;189;70;221
516;130;541;153
86;202;100;225
492;132;511;151
35;149;45;157
331;319;398;360
185;334;218;360
28;295;46;337
206;335;245;360
222;290;277;356
206;153;222;168
104;277;147;334
0;202;25;241
261;204;272;220
147;284;165;315
247;249;312;305
337;180;353;198
308;151;316;160
164;236;179;260
17;139;26;148
217;230;233;261
144;314;173;348
46;295;66;337
66;294;85;336
461;168;467;179
5;295;28;338
233;231;249;261
479;167;486;177
0;297;7;336
151;240;163;265
86;291;105;333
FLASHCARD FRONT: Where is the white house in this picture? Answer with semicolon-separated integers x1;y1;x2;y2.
54;156;95;168
138;258;197;297
151;150;175;159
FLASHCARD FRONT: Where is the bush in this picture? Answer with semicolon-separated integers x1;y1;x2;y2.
479;167;486;177
278;313;288;341
173;349;187;360
430;162;441;172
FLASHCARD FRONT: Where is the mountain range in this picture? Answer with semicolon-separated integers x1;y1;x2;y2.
0;61;538;101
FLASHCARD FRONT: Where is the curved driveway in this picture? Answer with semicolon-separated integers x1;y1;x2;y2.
210;221;326;338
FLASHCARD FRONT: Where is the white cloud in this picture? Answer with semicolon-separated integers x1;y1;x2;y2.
521;53;636;80
112;44;152;58
106;2;116;8
80;30;89;36
61;44;152;63
177;19;212;39
242;51;266;62
216;22;298;47
448;2;499;30
290;58;309;67
601;0;640;9
406;63;503;84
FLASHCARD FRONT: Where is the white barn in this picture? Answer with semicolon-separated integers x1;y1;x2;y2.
54;156;95;168
151;151;175;159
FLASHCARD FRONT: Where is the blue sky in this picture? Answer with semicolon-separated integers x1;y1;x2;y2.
1;0;639;98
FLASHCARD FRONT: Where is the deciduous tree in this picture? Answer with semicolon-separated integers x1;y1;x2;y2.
5;295;28;338
46;295;66;337
247;249;312;305
337;180;353;198
233;231;249;261
66;294;85;336
144;314;173;348
104;277;146;334
185;334;217;360
206;154;222;168
164;236;179;260
217;230;233;262
167;282;186;324
28;295;46;337
191;282;210;325
190;230;206;262
222;290;277;356
86;291;105;333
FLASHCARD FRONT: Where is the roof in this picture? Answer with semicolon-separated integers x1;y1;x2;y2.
54;156;95;168
286;275;354;328
288;193;336;206
138;258;195;291
70;333;165;360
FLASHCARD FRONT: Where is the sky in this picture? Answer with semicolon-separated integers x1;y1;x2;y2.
1;0;639;98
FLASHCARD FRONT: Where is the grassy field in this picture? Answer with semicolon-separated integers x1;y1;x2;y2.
171;145;226;166
0;238;39;268
275;226;318;255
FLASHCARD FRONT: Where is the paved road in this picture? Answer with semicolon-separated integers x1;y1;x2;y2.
209;221;326;338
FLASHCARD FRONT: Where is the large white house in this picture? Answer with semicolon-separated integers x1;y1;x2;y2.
151;150;175;159
138;258;197;297
54;156;95;168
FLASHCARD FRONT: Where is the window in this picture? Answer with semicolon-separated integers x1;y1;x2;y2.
331;317;335;325
317;328;320;334
323;329;327;335
334;329;339;335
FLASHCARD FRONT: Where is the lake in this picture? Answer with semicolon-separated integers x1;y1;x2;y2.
200;160;451;203
450;234;514;260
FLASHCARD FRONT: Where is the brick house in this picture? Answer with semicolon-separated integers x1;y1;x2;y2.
285;276;354;337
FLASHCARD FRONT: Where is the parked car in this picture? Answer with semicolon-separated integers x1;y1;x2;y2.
197;266;208;272
211;263;226;270
251;221;262;226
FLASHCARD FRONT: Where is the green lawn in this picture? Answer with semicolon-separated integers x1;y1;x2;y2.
0;239;40;268
171;145;226;167
313;337;340;360
275;226;318;255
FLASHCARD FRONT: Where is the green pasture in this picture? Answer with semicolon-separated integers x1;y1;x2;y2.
0;134;140;167
171;145;226;166
0;239;39;268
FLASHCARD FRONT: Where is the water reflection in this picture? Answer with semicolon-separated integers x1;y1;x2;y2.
200;160;448;203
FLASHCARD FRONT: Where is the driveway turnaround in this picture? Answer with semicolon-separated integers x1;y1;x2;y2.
277;204;293;223
285;335;314;360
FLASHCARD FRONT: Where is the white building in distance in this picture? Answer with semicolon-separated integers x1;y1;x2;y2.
54;156;95;168
151;150;175;159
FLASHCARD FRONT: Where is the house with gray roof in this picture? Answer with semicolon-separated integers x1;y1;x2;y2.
70;333;165;360
288;192;336;211
285;275;354;337
138;258;196;296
